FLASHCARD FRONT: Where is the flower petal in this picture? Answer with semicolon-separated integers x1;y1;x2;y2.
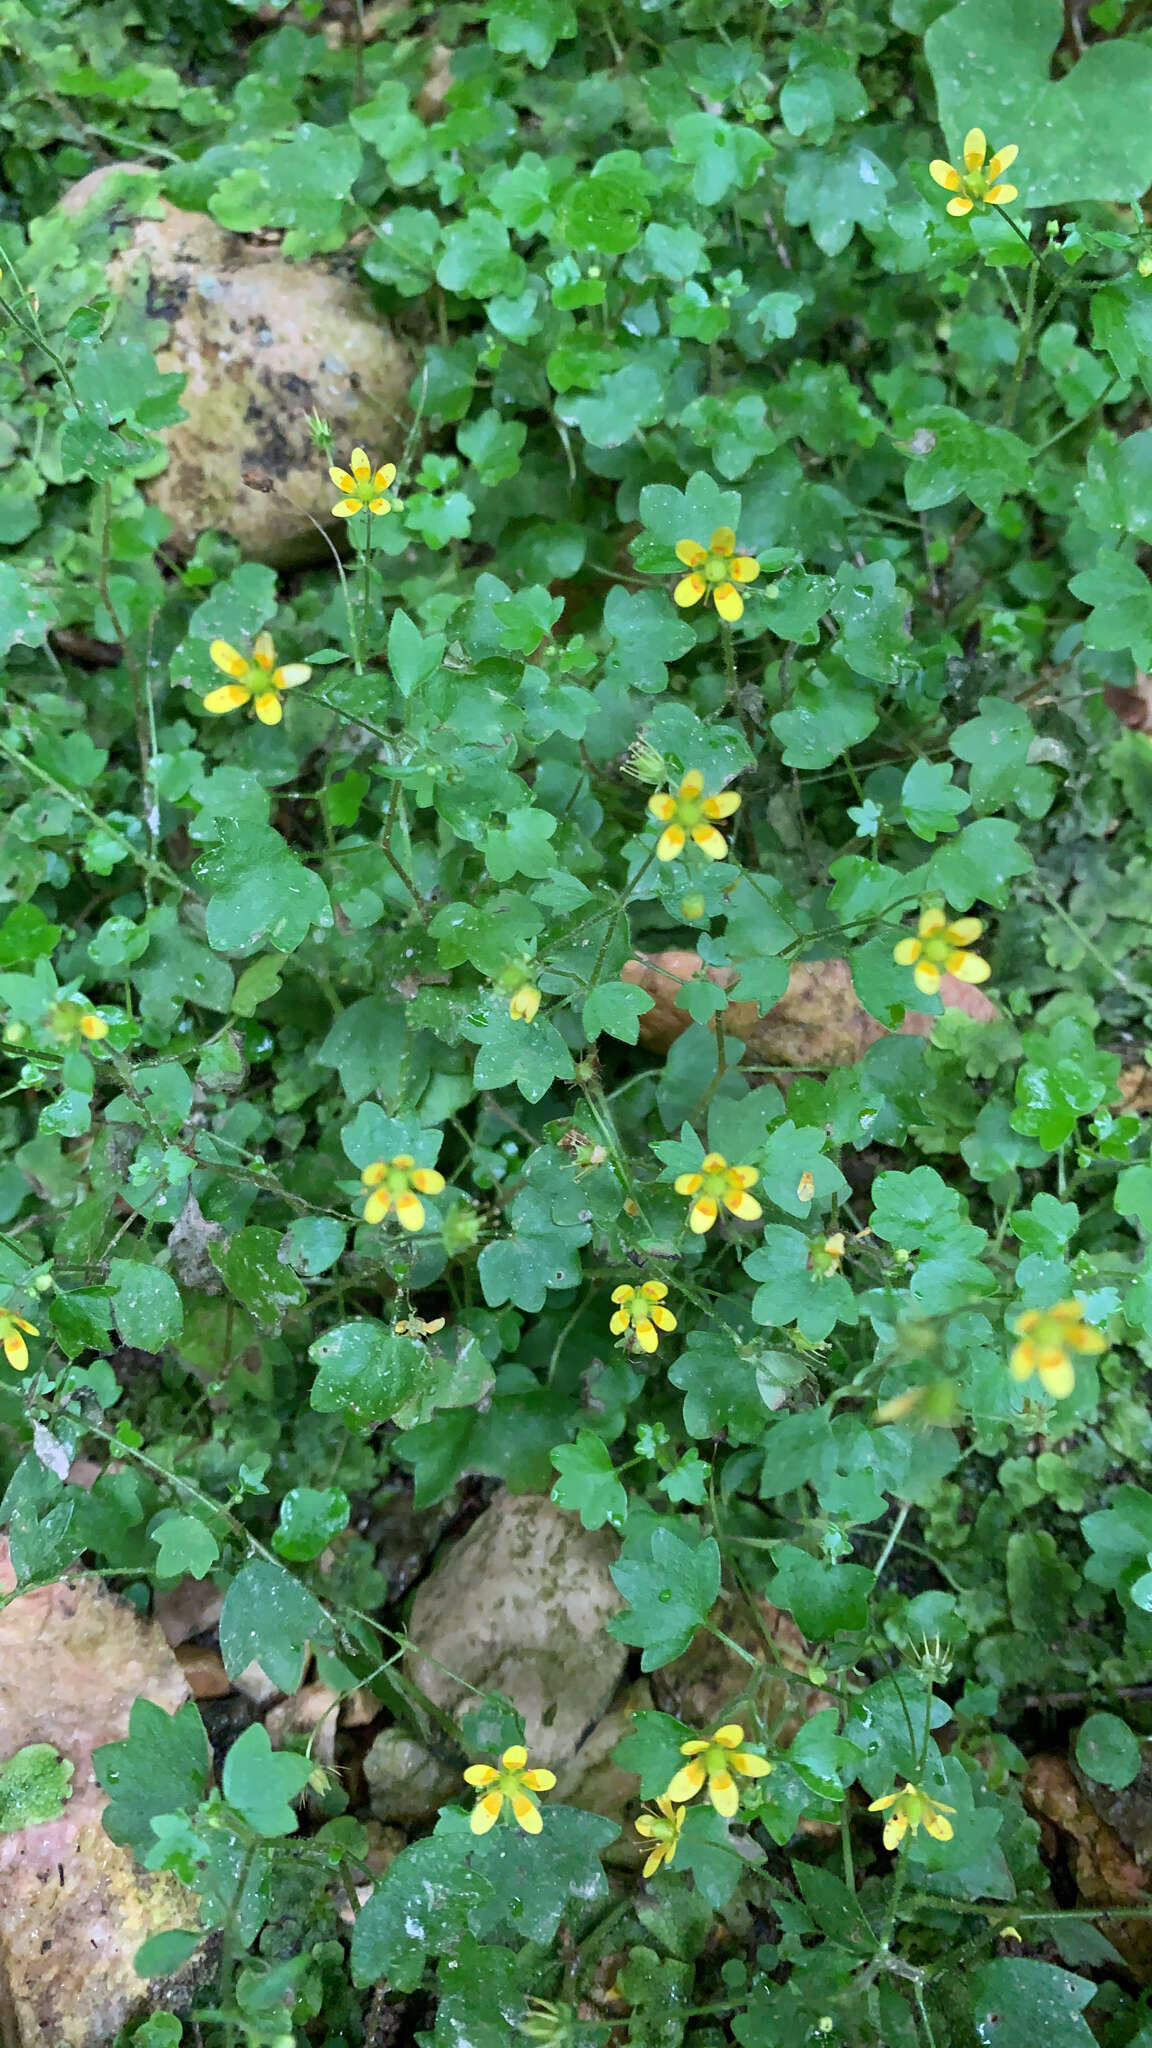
410;1169;446;1194
350;447;371;481
253;632;276;671
368;497;392;515
675;538;707;568
203;684;252;714
1009;1345;1035;1381
712;581;744;622
987;143;1019;179
867;1792;900;1812
690;823;729;861
253;691;283;725
463;1765;499;1786
656;824;686;861
929;160;962;191
728;1166;758;1189
361;1162;388;1185
674;573;706;608
648;792;676;821
274;663;312;689
470;1790;503;1833
730;1751;772;1778
511;1794;543;1833
703;791;741;819
963;127;986;170
947;916;983;945
642;1845;664;1878
947;951;990;983
724;1190;763;1223
689;1196;718;1234
893;937;921;966
946;196;974;217
674;1173;702;1195
728;554;759;583
634;1319;658;1353
1039;1357;1075;1400
883;1811;908;1850
209;640;249;680
913;962;941;995
712;1725;747;1747
3;1331;29;1370
332;498;363;517
611;1285;635;1305
664;1759;707;1802
395;1192;426;1231
922;1808;954;1842
609;1309;630;1336
679;771;704;799
502;1745;528;1771
329;467;356;492
919;908;948;934
985;183;1017;205
651;1307;676;1331
708;1769;739;1817
709;526;736;557
521;1768;556;1791
363;1190;392;1224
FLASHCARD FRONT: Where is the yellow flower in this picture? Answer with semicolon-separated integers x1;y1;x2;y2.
674;1152;761;1235
810;1232;845;1277
635;1794;686;1877
893;907;990;997
673;527;760;622
464;1744;556;1835
665;1723;772;1818
0;1308;38;1372
1010;1298;1106;1400
509;983;541;1023
329;446;396;518
204;632;312;726
929;128;1019;216
648;770;741;863
393;1314;446;1337
868;1781;956;1851
45;1001;108;1044
360;1155;445;1231
609;1281;677;1355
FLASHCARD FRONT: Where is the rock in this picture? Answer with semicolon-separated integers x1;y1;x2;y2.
0;1542;199;2048
555;1680;654;1863
174;1644;231;1700
61;165;413;564
622;951;999;1065
1024;1753;1152;1973
363;1731;462;1825
405;1492;626;1770
264;1683;340;1770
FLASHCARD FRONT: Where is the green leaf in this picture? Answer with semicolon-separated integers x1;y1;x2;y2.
194;822;332;958
746;1228;859;1342
437;210;525;298
782;142;895;256
133;1932;203;1983
0;561;56;656
94;1699;210;1859
218;1559;335;1693
280;1216;347;1277
309;1319;427;1426
926;816;1031;908
0;1744;73;1833
221;1722;311;1837
351;1837;494;1992
273;1485;350;1562
153;1514;220;1581
1075;1711;1141;1791
1012;1017;1121;1150
211;1225;307;1332
550;1432;627;1530
950;697;1053;818
108;1259;183;1352
968;1959;1097;2048
469;1806;618;1942
901;759;968;842
602;587;696;694
463;1009;575;1103
1069;549;1152;665
904;408;1031;516
457;407;528;484
767;1544;874;1637
317;997;422;1106
210;124;362;256
582;981;655;1046
478;1187;590;1311
608;1524;721;1671
759;1121;850;1218
926;0;1152;207
487;0;576;67
771;672;878;769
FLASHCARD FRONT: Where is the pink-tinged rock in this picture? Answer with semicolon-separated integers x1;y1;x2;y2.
0;1543;199;2048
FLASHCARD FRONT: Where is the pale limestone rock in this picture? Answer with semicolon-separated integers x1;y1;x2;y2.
363;1730;462;1825
405;1492;625;1770
61;164;412;564
0;1543;199;2048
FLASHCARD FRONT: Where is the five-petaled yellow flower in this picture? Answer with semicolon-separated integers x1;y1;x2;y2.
609;1281;677;1355
464;1744;556;1835
893;907;990;998
0;1309;38;1372
360;1155;445;1231
674;1152;762;1235
1010;1298;1105;1401
635;1794;686;1877
509;983;541;1023
329;447;396;518
665;1723;772;1818
204;633;312;726
868;1781;956;1850
673;528;760;622
930;128;1019;216
46;1000;108;1043
810;1232;845;1277
648;771;741;863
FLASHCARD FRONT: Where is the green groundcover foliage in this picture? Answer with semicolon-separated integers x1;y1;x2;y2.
4;0;1152;2042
